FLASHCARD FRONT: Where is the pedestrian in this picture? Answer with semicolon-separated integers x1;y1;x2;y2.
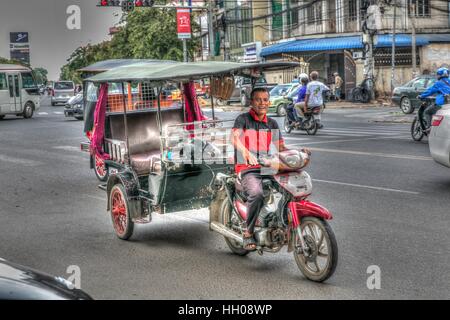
334;72;343;101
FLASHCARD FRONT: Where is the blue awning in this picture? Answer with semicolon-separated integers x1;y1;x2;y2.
260;34;430;57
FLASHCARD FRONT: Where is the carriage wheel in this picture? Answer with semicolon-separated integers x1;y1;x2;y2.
94;155;109;182
110;184;134;240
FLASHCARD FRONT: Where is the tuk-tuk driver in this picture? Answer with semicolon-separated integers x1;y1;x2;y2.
231;88;288;250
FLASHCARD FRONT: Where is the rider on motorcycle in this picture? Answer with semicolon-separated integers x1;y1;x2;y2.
418;67;450;129
231;87;288;250
304;71;329;129
286;73;309;125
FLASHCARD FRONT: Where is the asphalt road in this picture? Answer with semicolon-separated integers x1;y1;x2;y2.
0;96;449;300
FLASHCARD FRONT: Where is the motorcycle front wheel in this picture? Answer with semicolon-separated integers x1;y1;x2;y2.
284;116;293;133
411;118;424;141
293;217;338;282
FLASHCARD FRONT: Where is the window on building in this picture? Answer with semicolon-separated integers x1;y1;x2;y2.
271;0;283;40
408;0;430;17
348;0;357;21
306;1;322;25
288;0;299;34
0;73;7;90
226;1;254;50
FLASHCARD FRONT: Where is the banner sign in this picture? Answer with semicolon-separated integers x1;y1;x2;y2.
10;32;30;65
177;9;191;39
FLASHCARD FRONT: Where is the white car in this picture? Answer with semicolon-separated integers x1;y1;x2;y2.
51;81;75;106
429;104;450;168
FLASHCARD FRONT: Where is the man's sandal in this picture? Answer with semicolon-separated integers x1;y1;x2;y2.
243;233;256;251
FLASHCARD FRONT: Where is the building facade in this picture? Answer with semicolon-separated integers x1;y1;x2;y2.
204;0;450;98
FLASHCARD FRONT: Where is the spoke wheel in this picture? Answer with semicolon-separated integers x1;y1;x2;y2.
94;155;109;182
284;116;293;133
293;217;338;282
305;118;318;135
220;199;249;256
110;184;134;240
277;104;287;117
411;118;424;141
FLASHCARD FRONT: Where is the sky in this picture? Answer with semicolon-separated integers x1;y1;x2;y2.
0;0;121;80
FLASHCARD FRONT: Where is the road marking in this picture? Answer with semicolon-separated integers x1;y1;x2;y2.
289;135;413;146
38;112;49;115
0;154;42;166
307;147;433;160
53;145;81;152
85;195;106;201
54;112;63;115
313;179;420;195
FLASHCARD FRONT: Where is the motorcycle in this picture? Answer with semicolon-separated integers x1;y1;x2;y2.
284;102;322;135
210;149;338;282
411;98;432;141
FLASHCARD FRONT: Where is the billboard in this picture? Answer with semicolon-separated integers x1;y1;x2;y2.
10;32;30;65
177;9;191;39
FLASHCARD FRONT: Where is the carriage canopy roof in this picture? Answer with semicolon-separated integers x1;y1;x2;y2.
77;59;176;74
86;61;298;83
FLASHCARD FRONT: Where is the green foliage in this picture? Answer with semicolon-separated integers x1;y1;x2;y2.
33;67;49;85
60;7;201;81
0;57;26;66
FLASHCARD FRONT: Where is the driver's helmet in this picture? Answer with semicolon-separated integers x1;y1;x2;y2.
436;67;449;79
276;149;310;171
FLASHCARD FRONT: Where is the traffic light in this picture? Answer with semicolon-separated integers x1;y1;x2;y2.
97;0;154;11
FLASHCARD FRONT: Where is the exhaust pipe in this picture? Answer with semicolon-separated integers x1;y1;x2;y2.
210;222;243;245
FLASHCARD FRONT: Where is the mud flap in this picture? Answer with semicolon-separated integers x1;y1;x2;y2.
209;189;227;230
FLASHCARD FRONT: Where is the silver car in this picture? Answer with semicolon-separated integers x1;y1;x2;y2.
429;104;450;168
51;81;75;106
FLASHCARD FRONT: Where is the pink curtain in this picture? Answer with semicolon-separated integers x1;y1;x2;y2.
90;83;110;161
183;82;207;131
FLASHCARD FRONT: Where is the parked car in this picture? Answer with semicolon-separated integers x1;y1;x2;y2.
391;75;436;114
269;83;300;116
429;104;450;168
0;258;93;300
51;81;75;106
220;76;277;107
64;91;84;120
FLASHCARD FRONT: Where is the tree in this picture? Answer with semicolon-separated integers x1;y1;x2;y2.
111;9;200;61
33;67;48;85
0;57;26;66
59;7;202;80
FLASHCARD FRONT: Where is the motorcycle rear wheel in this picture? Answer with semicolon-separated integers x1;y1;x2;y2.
411;118;424;141
293;217;338;282
220;199;249;256
305;119;318;135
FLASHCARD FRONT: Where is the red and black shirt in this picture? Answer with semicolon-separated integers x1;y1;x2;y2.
232;108;284;174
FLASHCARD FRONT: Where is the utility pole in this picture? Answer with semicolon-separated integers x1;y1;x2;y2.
410;0;417;77
391;0;397;92
182;0;188;62
207;0;215;58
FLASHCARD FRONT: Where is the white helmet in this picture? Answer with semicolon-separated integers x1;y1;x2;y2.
299;73;309;81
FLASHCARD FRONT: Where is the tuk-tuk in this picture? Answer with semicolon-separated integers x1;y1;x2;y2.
81;61;339;282
82;61;297;239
